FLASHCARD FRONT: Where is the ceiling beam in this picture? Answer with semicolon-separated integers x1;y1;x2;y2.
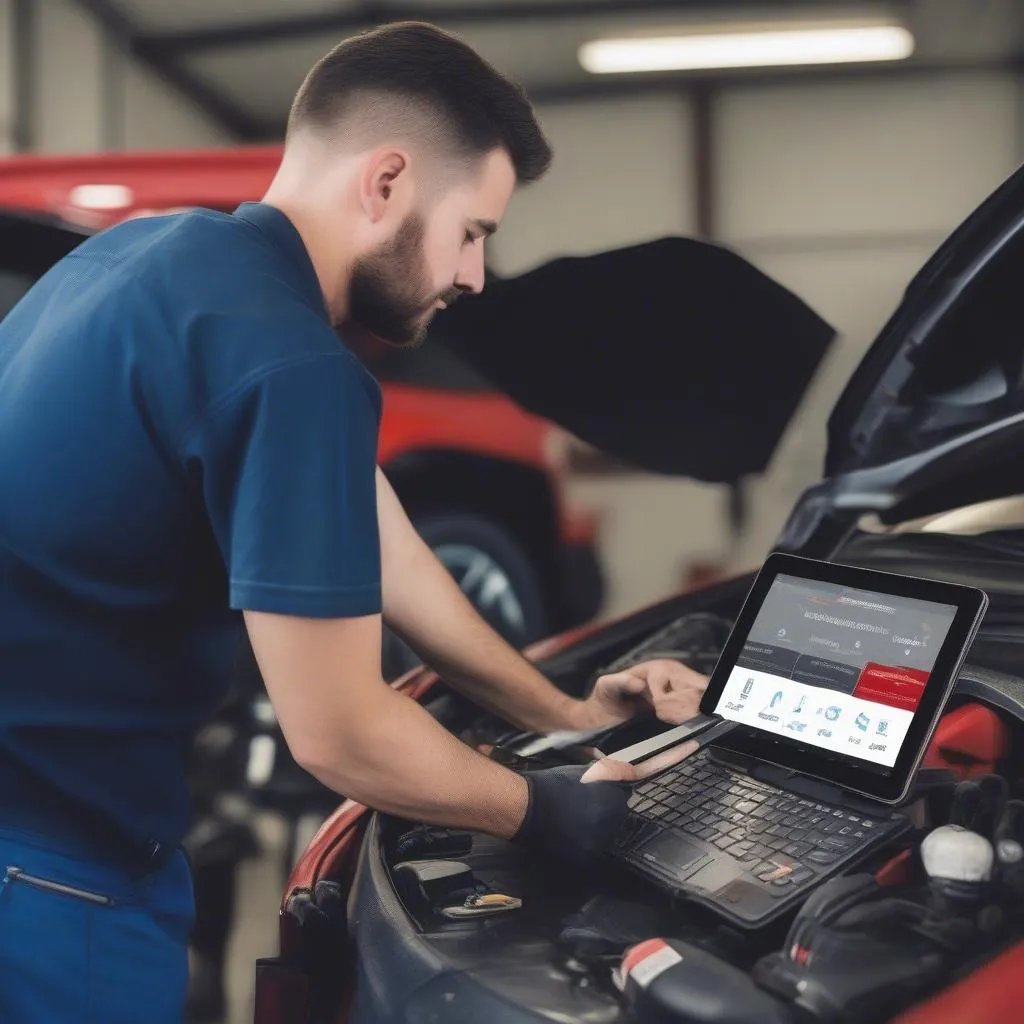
69;0;267;140
136;0;787;55
247;52;1024;138
474;52;1024;102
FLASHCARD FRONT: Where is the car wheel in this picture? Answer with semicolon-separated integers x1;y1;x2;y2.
382;513;549;680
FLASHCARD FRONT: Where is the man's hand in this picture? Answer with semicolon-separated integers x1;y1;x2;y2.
512;738;701;864
572;660;709;731
581;738;700;784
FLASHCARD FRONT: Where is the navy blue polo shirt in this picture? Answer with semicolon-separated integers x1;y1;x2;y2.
0;202;382;862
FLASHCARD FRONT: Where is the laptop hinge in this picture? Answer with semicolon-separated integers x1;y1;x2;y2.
707;747;894;817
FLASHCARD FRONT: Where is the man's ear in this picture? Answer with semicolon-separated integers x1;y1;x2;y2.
359;148;410;223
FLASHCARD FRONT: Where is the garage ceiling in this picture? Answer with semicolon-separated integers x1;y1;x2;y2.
74;0;1024;140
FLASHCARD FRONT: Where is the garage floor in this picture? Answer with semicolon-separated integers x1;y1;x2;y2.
222;814;287;1024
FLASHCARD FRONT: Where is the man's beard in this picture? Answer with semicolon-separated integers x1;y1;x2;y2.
347;212;459;349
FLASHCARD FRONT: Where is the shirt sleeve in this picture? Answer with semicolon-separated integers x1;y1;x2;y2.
182;350;383;618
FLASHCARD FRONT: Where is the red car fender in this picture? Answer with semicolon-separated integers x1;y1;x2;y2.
888;941;1024;1024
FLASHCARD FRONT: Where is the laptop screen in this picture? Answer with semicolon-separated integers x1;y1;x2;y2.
711;574;957;769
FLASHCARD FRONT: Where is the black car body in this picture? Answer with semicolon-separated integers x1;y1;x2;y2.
263;164;1024;1024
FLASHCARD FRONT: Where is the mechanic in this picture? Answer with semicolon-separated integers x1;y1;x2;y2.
0;21;705;1022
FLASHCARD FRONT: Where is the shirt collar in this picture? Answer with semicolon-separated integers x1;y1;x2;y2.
232;202;329;320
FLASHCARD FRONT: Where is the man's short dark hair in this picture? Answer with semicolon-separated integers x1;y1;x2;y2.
288;21;552;184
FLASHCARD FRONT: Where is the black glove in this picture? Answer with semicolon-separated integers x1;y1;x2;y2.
512;764;632;864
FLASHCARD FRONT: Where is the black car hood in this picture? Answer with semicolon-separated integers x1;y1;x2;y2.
776;162;1024;557
434;237;835;483
826;162;1024;478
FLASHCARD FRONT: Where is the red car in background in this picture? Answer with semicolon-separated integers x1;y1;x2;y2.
0;147;606;674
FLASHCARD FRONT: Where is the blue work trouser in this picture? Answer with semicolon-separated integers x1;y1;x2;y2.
0;828;194;1023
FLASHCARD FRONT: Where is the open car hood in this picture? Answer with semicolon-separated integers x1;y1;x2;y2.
1;211;834;484
433;237;836;482
778;162;1024;557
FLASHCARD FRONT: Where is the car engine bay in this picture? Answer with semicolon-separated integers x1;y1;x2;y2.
343;554;1024;1024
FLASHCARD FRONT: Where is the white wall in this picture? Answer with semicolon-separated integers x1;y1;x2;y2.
717;75;1018;244
491;94;697;275
28;0;228;153
717;73;1021;569
32;0;105;152
121;62;228;150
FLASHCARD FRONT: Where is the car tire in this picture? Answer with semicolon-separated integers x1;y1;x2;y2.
382;512;550;680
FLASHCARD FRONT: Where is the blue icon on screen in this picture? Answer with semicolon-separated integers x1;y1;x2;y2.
824;706;841;722
770;691;784;708
855;713;870;732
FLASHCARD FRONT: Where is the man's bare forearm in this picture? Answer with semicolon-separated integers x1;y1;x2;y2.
385;538;584;732
376;469;585;734
245;607;531;838
298;680;530;837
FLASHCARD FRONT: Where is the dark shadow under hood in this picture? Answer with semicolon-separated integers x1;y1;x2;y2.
433;236;836;483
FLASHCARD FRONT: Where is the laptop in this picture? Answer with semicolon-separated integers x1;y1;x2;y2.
611;552;989;929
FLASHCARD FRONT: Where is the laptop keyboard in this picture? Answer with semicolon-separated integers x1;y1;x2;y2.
624;752;900;897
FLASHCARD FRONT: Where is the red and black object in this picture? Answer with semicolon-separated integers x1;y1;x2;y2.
922;703;1010;781
618;938;792;1024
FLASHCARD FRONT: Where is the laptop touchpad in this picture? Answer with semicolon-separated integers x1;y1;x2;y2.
637;833;709;882
685;859;744;893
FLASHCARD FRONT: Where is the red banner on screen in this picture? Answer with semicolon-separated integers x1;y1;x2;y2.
853;663;929;712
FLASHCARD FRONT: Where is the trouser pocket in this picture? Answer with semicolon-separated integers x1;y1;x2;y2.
4;865;115;906
0;860;94;1022
0;840;191;1024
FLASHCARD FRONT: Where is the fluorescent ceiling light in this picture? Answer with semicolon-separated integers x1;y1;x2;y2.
68;184;134;210
579;23;914;74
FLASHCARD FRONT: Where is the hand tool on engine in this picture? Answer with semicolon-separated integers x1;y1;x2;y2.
438;892;523;919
